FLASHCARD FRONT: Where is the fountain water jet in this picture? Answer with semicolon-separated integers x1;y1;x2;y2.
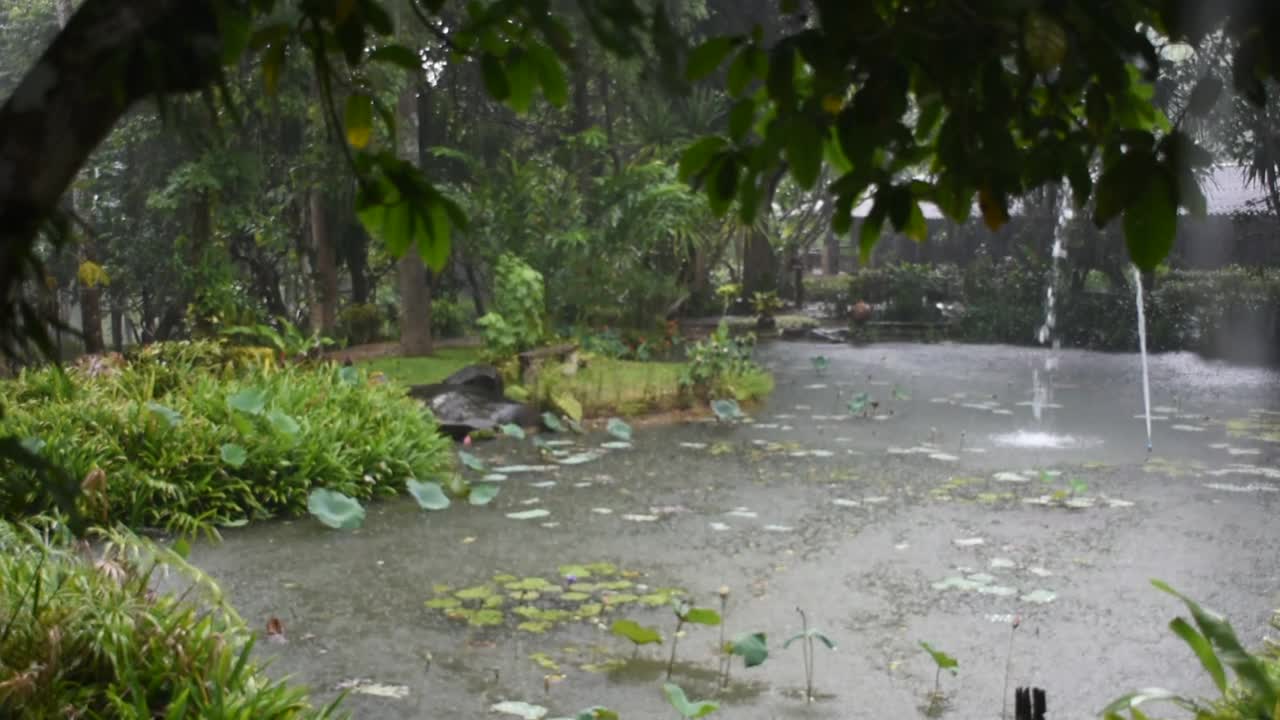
1133;266;1153;452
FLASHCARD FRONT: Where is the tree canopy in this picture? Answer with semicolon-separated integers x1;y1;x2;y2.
2;0;1280;357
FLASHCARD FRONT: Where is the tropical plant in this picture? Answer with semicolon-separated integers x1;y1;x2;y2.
220;318;335;361
784;607;837;703
478;254;546;359
678;320;761;399
663;683;719;719
920;641;959;714
1103;581;1280;720
0;351;453;536
0;521;340;718
666;600;722;679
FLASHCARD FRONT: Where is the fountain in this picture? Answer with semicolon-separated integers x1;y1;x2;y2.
1133;266;1153;452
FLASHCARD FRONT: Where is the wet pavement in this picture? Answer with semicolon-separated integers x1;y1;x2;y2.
189;341;1280;719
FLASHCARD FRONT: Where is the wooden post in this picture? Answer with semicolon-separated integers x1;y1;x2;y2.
1015;687;1046;720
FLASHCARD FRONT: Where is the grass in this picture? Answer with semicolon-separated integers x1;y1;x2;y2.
361;347;486;385
357;348;772;418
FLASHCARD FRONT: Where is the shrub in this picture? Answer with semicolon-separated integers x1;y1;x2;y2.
803;274;850;315
679;320;766;400
335;303;385;346
479;254;546;359
431;297;470;338
848;263;963;322
0;355;453;536
0;521;339;718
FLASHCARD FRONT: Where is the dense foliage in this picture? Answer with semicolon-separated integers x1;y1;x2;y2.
0;521;338;718
844;263;1280;361
0;342;453;535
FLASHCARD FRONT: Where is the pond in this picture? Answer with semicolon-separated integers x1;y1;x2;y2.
188;340;1280;719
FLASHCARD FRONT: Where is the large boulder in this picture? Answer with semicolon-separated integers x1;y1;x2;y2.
440;364;504;396
408;364;535;440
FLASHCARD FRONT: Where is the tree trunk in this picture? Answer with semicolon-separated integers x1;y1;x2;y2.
0;0;222;338
110;298;124;351
341;218;371;304
742;229;778;297
308;189;338;333
396;86;434;356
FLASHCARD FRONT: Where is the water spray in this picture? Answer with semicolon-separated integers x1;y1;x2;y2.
1132;266;1153;454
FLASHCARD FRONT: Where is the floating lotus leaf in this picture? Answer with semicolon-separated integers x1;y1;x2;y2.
407;479;451;511
307;488;365;530
606;418;633;441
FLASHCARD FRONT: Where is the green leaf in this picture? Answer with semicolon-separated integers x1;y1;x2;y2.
541;413;566;432
266;409;300;436
468;483;500;506
611;619;663;645
307;488;365;529
480;53;510;101
1151;580;1277;709
227;388;267;415
682;607;721;626
406;479;451;511
1167;618;1226;692
500;424;526;440
687;36;739;81
710;398;742;421
368;45;422;72
858;202;885;263
506;52;536;113
215;5;251;66
458;450;487;472
679;136;728;183
1123;172;1177;272
220;443;248;468
606;418;632;442
1024;12;1068;72
145;402;181;427
172;536;190;559
920;641;958;672
813;631;837;650
728;99;755;141
786;119;823;189
528;43;568;107
575;709;619;720
663;683;719;718
338;366;360;385
1095;151;1154;226
1100;688;1183;715
730;632;769;668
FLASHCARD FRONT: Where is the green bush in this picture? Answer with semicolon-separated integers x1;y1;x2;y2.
431;297;471;338
478;254;546;359
0;521;340;718
848;263;963;322
0;354;453;536
335;303;385;346
679;320;766;400
804;274;850;315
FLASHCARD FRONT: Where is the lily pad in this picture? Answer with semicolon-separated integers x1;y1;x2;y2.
468;609;505;627
220;443;248;468
1021;589;1057;604
663;683;719;719
600;441;632;450
500;424;527;439
407;479;451;511
606;418;633;441
558;452;600;465
469;483;500;506
491;701;549;719
611;619;663;645
494;465;558;473
542;412;567;432
307;488;365;530
458;450;487;472
507;509;551;520
730;632;768;667
711;398;744;421
227;388;266;415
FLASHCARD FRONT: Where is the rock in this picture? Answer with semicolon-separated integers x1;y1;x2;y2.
810;327;850;343
440;364;504;395
408;364;535;440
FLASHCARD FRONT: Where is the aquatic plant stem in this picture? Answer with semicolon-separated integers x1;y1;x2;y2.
1000;616;1020;720
797;607;814;702
666;617;685;680
718;593;729;688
